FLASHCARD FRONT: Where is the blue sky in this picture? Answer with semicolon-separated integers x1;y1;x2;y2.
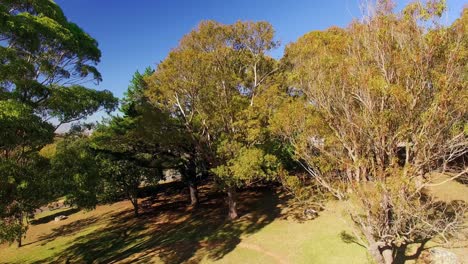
54;0;465;122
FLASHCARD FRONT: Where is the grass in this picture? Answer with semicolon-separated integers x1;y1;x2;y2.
0;174;466;264
0;183;368;264
425;173;468;261
427;172;468;203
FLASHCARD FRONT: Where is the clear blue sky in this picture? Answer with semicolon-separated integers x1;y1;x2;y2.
54;0;465;111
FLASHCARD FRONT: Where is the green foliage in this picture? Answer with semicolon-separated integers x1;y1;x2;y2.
0;152;51;245
0;99;55;245
84;69;176;214
0;0;117;245
51;137;101;209
0;0;118;121
1;0;465;255
147;20;285;192
90;117;161;215
0;100;54;150
97;156;152;203
46;85;117;123
0;0;102;87
212;146;280;187
122;67;154;116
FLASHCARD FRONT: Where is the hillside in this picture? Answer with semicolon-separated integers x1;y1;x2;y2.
1;175;467;264
0;183;368;264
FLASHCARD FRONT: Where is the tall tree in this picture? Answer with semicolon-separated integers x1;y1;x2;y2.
0;0;117;246
278;1;467;263
146;47;211;207
147;20;283;219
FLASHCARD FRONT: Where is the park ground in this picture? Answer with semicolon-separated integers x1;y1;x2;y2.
0;174;467;264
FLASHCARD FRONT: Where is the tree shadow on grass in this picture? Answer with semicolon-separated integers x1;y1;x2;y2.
33;185;284;264
24;216;101;247
393;239;431;264
30;207;81;225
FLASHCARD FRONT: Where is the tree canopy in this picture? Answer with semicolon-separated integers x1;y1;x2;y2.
0;0;117;246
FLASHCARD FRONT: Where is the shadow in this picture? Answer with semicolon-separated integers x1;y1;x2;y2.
24;216;100;247
339;231;366;248
30;207;81;225
393;238;431;264
138;181;188;199
32;185;285;264
339;231;433;263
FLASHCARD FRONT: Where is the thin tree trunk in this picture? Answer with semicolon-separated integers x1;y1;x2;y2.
131;198;139;217
134;204;139;217
227;187;238;220
188;181;199;207
17;213;22;248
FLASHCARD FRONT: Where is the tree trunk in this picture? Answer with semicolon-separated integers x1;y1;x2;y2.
227;187;238;220
188;181;199;207
381;246;393;264
17;214;22;248
362;227;386;264
368;243;385;264
131;199;139;217
17;231;22;248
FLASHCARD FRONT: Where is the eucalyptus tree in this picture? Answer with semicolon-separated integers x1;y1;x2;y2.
121;67;202;206
147;20;284;219
0;0;117;246
277;1;467;263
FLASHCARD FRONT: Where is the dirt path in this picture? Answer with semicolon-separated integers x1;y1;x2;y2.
238;242;288;264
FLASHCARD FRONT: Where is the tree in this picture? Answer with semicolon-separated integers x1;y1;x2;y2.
89;68;182;216
125;68;203;207
90;115;160;217
146;46;213;207
0;0;116;124
122;67;154;116
0;100;55;247
98;154;153;217
0;0;117;246
147;20;284;219
278;1;467;263
51;132;102;210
